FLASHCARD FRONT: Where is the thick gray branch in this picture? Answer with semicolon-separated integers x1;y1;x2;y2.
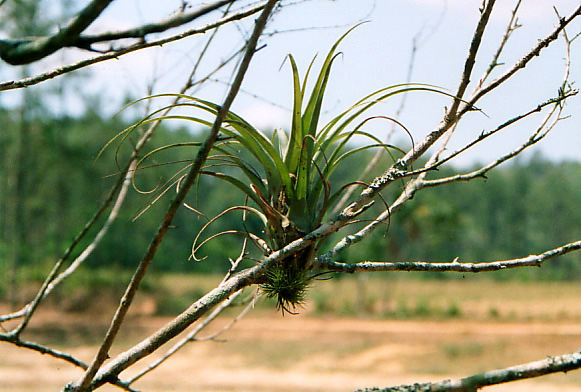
355;350;581;391
90;268;257;389
0;0;114;65
0;2;264;91
0;0;236;65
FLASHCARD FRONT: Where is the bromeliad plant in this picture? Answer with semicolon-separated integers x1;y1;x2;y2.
106;26;450;313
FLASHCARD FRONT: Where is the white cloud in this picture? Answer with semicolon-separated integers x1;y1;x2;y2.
237;102;291;131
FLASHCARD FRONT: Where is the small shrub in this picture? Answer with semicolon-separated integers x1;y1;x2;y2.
395;299;411;319
311;291;331;314
153;287;209;316
446;302;462;318
414;297;432;317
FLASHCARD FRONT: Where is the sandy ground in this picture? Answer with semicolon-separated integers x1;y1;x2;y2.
2;313;581;392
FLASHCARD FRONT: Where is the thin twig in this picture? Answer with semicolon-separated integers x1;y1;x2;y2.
126;289;255;385
463;4;581;111
71;2;281;390
421;100;569;188
319;6;578;261
478;0;523;86
0;0;235;65
392;0;496;170
0;2;266;91
422;22;575;188
330;27;420;216
75;0;236;47
427;92;574;177
0;334;88;369
315;239;581;273
0;158;131;325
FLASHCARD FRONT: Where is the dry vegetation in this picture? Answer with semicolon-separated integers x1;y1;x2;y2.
2;275;581;391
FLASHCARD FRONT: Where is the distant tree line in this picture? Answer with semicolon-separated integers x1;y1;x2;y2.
1;108;580;283
369;154;581;280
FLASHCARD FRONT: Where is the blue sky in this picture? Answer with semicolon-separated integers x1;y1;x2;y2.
4;0;580;167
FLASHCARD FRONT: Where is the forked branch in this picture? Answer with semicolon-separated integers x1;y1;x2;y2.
69;1;281;390
0;0;236;65
0;2;266;91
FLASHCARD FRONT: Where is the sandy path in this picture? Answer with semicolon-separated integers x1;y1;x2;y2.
2;315;581;391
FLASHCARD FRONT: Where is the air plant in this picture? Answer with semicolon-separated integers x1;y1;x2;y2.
104;25;452;314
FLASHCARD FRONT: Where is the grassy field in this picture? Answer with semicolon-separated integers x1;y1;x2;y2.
154;272;581;322
2;275;581;391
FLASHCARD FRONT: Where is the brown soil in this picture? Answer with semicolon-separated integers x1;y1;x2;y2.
2;313;581;392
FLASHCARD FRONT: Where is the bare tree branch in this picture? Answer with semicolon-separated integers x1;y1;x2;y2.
75;0;237;48
125;237;251;385
314;239;581;274
0;2;266;92
88;266;258;390
125;288;255;386
395;2;580;176
464;4;581;109
0;157;134;326
389;0;496;171
479;0;523;85
429;95;573;179
424;0;523;167
423;19;576;187
420;95;570;188
68;1;281;390
4;164;133;338
0;334;88;369
0;0;240;65
316;5;579;264
355;349;581;392
0;333;137;391
0;0;114;65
